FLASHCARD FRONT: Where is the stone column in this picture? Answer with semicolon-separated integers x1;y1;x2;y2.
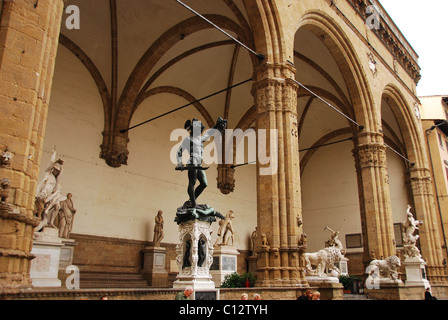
251;63;306;287
352;131;396;266
409;167;446;284
0;0;64;290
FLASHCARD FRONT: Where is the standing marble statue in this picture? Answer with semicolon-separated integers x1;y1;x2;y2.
214;210;235;247
250;227;258;256
153;210;164;247
401;205;423;258
57;193;76;239
34;149;64;231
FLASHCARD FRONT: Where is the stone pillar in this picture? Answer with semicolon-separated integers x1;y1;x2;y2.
352;131;396;266
251;63;306;287
0;0;64;290
409;167;446;284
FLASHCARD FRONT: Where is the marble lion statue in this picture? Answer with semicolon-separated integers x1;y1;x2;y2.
367;255;401;280
304;247;344;276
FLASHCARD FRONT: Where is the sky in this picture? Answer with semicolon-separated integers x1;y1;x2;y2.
379;0;448;97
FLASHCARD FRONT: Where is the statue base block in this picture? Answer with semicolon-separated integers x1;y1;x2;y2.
306;276;340;285
210;245;240;287
141;246;168;287
404;257;430;288
30;227;64;288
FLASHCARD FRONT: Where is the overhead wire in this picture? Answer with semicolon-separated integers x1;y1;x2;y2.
127;0;415;167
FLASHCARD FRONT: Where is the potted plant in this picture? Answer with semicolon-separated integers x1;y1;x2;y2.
339;275;353;294
221;272;256;288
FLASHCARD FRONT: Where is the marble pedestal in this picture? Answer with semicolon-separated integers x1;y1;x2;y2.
210;245;240;287
30;227;64;288
306;275;340;285
59;239;78;270
173;219;217;298
334;257;349;276
141;246;168;287
404;257;431;289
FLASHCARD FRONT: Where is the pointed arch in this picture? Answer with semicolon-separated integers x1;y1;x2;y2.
296;10;376;132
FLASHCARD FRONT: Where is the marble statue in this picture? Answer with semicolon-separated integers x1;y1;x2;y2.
366;255;401;281
176;117;227;208
56;193;76;239
401;205;423;258
304;247;345;277
153;210;164;247
250;227;258;256
214;210;235;247
34;149;64;231
324;226;344;252
302;226;347;277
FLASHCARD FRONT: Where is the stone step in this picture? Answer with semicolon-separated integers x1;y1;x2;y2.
343;293;373;300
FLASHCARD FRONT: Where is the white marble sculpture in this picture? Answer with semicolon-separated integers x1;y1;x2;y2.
214;210;235;247
56;193;76;239
366;255;401;281
401;205;423;259
34;149;64;232
324;226;344;252
304;247;345;277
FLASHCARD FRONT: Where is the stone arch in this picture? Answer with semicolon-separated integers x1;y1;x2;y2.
59;34;112;132
382;84;424;167
381;84;446;281
243;0;288;65
116;14;254;132
296;10;377;132
103;14;257;167
295;10;399;260
131;86;214;129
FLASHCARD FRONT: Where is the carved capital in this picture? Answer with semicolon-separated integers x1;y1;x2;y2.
352;143;387;169
408;167;433;197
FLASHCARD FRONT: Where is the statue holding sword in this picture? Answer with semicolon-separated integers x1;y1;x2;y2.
176;117;227;208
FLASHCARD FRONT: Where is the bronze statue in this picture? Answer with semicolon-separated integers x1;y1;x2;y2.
176;117;227;208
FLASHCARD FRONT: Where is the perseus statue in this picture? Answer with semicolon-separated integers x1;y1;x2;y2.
176;117;227;208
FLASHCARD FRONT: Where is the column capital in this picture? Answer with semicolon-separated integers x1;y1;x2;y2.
253;61;297;81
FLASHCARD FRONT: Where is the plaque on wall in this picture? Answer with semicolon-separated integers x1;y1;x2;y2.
222;256;236;271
